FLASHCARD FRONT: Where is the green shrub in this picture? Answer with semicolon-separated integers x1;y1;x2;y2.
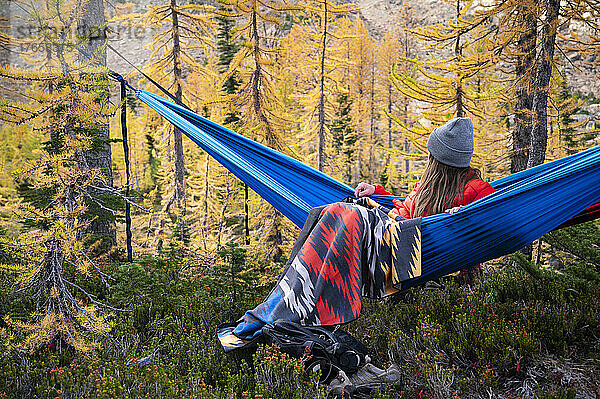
1;232;599;398
254;344;329;399
350;253;600;397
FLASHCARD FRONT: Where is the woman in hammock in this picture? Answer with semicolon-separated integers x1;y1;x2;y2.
219;117;495;351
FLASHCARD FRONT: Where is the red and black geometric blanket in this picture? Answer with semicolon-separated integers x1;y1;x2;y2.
218;200;421;352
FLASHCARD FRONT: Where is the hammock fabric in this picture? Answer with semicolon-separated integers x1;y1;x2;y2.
137;90;600;288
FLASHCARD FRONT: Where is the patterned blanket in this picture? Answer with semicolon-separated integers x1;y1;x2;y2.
218;200;422;352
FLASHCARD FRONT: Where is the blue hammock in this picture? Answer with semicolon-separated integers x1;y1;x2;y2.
137;90;600;288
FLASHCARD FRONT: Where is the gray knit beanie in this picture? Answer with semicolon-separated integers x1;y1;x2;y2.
426;117;474;168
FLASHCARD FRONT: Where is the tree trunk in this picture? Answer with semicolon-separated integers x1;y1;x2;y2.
387;84;392;151
369;63;376;182
454;0;464;118
317;0;327;172
171;0;187;243
217;172;230;249
518;0;558;260
511;5;537;173
0;0;10;67
403;98;410;175
251;4;282;261
527;0;559;168
202;152;210;251
244;183;250;245
386;82;393;172
77;0;116;250
250;6;276;146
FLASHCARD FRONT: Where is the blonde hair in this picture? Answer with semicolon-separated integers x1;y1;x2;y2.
412;155;481;217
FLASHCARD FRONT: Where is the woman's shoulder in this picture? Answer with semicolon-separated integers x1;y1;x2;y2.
463;176;495;202
466;176;492;190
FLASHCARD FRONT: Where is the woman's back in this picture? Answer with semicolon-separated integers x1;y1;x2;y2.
374;173;495;218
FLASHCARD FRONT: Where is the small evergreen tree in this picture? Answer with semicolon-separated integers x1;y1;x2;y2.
331;93;357;185
216;4;241;126
215;4;250;245
554;78;597;156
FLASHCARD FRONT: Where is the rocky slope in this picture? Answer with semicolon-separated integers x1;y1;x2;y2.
4;0;599;98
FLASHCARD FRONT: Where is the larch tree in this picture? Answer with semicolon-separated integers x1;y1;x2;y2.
467;0;600;172
142;0;214;248
0;0;127;352
376;5;416;192
543;0;600;158
217;0;300;261
332;17;377;186
401;0;475;120
295;0;356;171
524;0;600;167
390;0;506;176
278;10;356;180
217;0;298;147
352;18;377;184
446;0;545;174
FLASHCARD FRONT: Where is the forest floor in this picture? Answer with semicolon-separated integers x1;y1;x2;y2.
1;223;600;398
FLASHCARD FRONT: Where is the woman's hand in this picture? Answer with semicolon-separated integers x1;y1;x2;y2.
355;182;376;198
444;206;462;214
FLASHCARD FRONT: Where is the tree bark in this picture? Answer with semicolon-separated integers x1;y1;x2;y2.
369;63;376;182
387;84;392;151
250;3;282;261
0;0;10;67
385;82;393;172
317;0;327;172
511;5;537;173
527;0;560;168
77;0;116;249
171;0;187;243
244;183;250;245
403;98;410;174
202;152;210;251
455;0;464;118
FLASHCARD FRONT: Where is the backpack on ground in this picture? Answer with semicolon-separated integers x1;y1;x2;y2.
261;320;369;384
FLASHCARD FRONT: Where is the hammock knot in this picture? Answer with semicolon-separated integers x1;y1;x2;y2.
109;71;136;92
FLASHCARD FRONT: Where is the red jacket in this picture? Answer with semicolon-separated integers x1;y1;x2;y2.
374;176;495;218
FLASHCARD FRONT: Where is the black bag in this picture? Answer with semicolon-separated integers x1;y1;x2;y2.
261;320;368;383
